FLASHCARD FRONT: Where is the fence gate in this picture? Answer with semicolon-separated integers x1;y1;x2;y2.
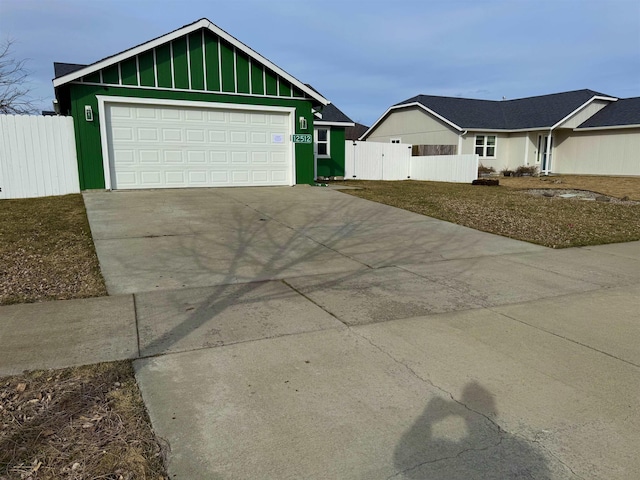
344;141;478;183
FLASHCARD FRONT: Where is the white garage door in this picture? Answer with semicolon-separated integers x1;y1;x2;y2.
105;103;292;189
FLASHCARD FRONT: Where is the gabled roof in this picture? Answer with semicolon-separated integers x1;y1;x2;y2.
53;18;328;105
395;89;615;130
363;89;618;139
577;97;640;129
316;103;354;126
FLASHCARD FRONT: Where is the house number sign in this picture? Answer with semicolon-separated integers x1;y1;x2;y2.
291;134;312;144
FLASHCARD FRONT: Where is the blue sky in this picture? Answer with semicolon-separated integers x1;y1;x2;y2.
1;0;639;125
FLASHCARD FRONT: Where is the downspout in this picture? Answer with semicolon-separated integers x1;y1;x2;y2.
457;130;468;154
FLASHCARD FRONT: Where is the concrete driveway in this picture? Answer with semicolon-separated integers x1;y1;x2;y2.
82;186;640;479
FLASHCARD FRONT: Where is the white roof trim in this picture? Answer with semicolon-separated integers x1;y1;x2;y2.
551;95;618;130
315;121;355;127
360;102;463;140
53;18;329;105
574;123;640;132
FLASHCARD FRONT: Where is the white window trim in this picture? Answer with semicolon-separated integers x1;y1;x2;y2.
315;127;330;158
474;134;497;158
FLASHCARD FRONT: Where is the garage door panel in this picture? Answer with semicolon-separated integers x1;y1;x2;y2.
161;109;181;120
187;151;206;164
252;171;268;182
210;152;228;164
165;171;185;185
271;170;287;182
164;151;183;163
186;129;206;142
112;127;134;141
252;152;267;164
140;171;161;185
138;128;158;141
209;131;227;143
230;131;248;143
231;152;248;164
162;129;183;142
271;152;287;164
107;103;291;189
230;112;247;124
232;171;249;183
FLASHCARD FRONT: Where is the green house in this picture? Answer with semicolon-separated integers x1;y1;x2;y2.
53;18;353;190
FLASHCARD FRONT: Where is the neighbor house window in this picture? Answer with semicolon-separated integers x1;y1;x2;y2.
475;135;496;157
316;128;330;157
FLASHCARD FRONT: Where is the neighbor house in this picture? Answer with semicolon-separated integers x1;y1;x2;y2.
361;90;640;176
53;18;353;190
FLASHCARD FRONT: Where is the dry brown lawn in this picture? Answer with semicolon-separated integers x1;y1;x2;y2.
0;362;167;480
340;175;640;248
1;197;166;479
0;194;107;306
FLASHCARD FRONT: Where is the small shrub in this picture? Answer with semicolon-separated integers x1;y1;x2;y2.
500;168;514;177
478;164;495;176
472;178;500;186
514;165;538;177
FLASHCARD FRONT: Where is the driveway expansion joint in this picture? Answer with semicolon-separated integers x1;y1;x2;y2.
489;308;640;369
132;294;142;358
351;328;504;433
281;279;351;327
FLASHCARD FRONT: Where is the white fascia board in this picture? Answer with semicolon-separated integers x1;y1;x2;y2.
574;123;640;132
205;20;328;105
54;19;210;87
551;95;618;130
360;102;463;141
53;18;329;106
315;121;355;127
464;128;539;133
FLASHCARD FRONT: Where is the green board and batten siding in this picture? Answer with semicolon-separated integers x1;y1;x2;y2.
67;27;318;189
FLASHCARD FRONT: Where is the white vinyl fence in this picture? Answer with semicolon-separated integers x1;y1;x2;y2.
410;154;479;183
0;115;80;199
345;141;478;183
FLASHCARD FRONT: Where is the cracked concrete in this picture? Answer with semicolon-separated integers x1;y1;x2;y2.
5;187;634;478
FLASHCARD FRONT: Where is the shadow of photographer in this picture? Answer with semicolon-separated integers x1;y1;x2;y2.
393;382;552;479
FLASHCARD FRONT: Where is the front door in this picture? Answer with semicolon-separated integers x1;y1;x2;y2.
536;135;553;172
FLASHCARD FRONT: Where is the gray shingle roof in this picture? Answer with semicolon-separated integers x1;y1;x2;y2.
346;123;369;140
54;62;88;78
577;97;640;128
319;103;353;123
396;89;613;130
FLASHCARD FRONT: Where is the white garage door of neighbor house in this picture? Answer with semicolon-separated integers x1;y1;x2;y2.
105;103;292;189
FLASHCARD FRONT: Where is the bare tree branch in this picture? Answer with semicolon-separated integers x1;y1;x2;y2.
0;39;38;115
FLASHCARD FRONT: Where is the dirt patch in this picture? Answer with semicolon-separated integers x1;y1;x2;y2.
0;361;168;480
0;195;107;306
526;189;640;204
500;175;640;200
